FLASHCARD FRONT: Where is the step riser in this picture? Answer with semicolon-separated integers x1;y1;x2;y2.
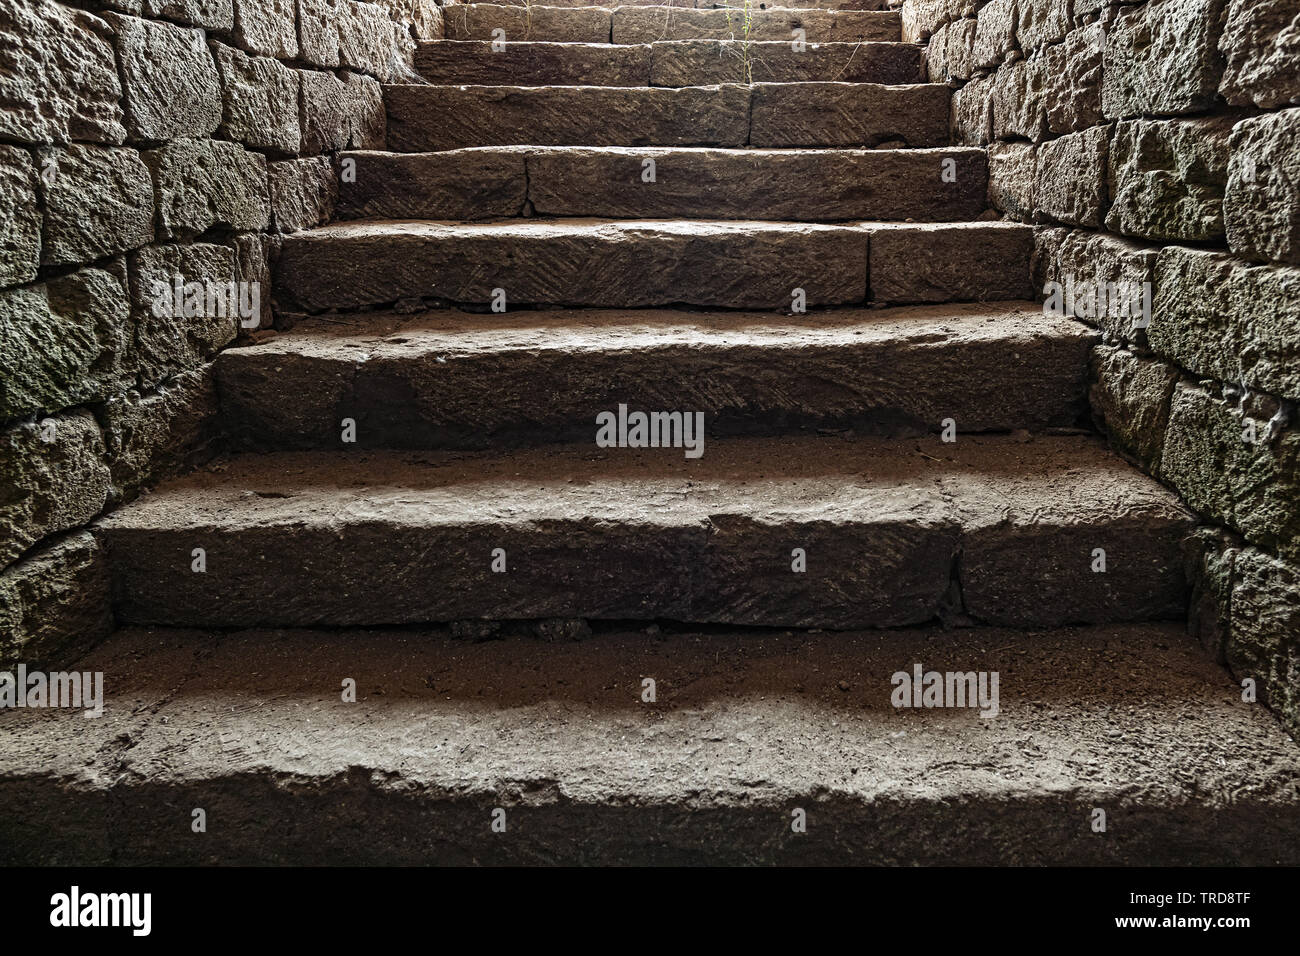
413;41;924;87
613;8;901;43
336;148;988;223
273;223;1032;313
385;83;950;152
475;0;891;8
101;518;1188;630
216;312;1095;451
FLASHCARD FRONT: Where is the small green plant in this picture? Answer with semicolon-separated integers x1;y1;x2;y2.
721;0;756;84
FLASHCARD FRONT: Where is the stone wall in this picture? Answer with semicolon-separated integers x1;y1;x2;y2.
907;0;1300;737
0;0;443;666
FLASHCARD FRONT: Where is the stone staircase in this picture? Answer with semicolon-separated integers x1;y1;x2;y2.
4;1;1299;865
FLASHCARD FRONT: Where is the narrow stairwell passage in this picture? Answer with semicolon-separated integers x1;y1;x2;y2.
3;0;1298;866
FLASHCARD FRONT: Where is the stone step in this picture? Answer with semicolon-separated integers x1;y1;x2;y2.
336;147;987;222
96;435;1193;630
217;302;1095;451
6;622;1296;865
413;40;924;86
613;7;901;43
384;82;950;152
272;219;1033;313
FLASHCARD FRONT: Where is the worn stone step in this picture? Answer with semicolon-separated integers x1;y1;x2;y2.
217;302;1095;451
96;435;1193;630
614;7;901;43
272;219;1032;313
335;147;988;222
384;82;950;151
413;40;924;86
6;622;1296;865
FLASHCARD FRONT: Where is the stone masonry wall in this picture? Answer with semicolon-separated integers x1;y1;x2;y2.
906;0;1300;737
0;0;444;666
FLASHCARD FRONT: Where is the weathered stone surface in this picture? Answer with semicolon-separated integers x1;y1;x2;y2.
339;0;401;77
0;1;125;145
276;219;870;312
750;83;950;148
443;4;612;43
612;8;901;43
232;233;274;331
270;157;341;231
987;141;1036;220
902;0;969;42
869;222;1033;304
1184;525;1235;660
107;13;222;142
1036;228;1157;342
0;532;112;668
385;84;751;151
144;138;270;240
1219;0;1300;107
232;0;297;58
0;412;110;568
297;0;340;67
335;149;523;221
343;71;386;150
213;43;301;155
1152;247;1300;399
142;0;232;29
1039;22;1103;135
128;243;241;387
100;366;221;502
378;0;442;39
416;40;651;86
1016;0;1068;51
0;266;132;420
1225;108;1300;264
0;146;40;286
951;73;992;145
1160;381;1300;561
37;145;153;266
217;304;1093;450
971;0;1015;70
650;40;923;85
6;620;1299;865
1102;0;1228;119
300;69;350;153
1088;344;1178;471
1035;126;1109;228
925;18;977;81
527;146;987;222
1106;117;1234;241
1226;545;1300;739
990;58;1045;141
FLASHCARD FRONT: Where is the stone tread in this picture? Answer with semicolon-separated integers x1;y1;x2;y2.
272;218;1034;312
334;146;989;223
96;433;1194;629
413;40;924;86
2;623;1296;864
216;302;1097;448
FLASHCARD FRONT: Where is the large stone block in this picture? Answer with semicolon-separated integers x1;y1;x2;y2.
269;157;338;232
1219;0;1300;107
1035;126;1109;227
990;58;1045;141
1016;0;1069;51
0;266;132;420
1036;228;1158;342
0;532;112;668
37;144;154;266
213;43;301;155
986;141;1036;220
1106;117;1234;242
99;365;221;503
0;1;125;145
339;0;404;78
1226;545;1300;740
951;73;992;145
1102;0;1228;119
128;243;241;387
869;222;1033;304
925;18;977;81
1038;22;1103;135
144;138;270;240
343;71;386;150
750;83;951;148
1225;108;1300;264
1183;525;1235;660
1088;344;1178;472
0;146;40;286
232;0;298;58
971;0;1015;70
1160;381;1300;561
141;0;233;29
1151;247;1300;400
297;0;341;67
902;0;972;42
0;413;111;569
107;13;222;142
